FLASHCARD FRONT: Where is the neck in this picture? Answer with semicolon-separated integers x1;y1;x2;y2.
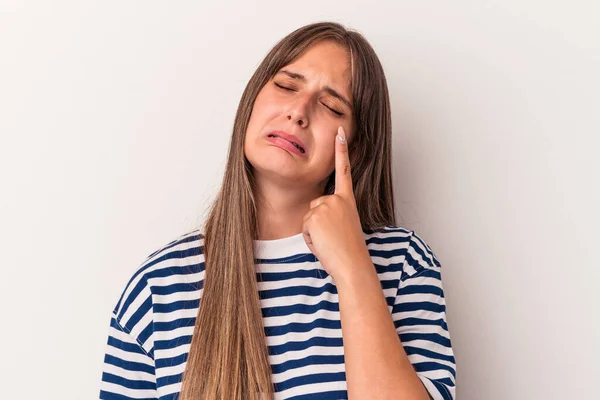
255;175;327;240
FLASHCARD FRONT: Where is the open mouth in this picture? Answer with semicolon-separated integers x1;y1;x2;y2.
267;134;305;153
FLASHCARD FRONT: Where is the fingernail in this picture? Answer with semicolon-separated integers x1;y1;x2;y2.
337;127;346;143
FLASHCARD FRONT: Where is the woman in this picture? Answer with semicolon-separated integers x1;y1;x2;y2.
100;21;456;400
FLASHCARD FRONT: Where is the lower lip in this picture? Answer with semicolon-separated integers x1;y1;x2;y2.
266;135;306;157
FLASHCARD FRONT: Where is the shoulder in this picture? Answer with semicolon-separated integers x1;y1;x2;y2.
111;228;205;326
364;224;442;278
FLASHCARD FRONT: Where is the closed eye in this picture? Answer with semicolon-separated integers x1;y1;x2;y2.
325;105;344;116
274;81;344;117
274;81;295;91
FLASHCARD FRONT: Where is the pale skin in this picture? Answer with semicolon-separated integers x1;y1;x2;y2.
244;40;431;400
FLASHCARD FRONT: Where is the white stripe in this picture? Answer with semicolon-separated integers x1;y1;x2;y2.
400;339;454;357
394;309;447;324
396;322;450;337
263;310;340;328
256;263;322;274
104;342;153;366
399;276;443;288
259;292;338;308
154;307;198;324
416;367;455;381
272;361;345;384
265;327;342;347
142;232;203;266
158;381;183;397
108;324;146;350
154;343;191;363
418;375;445;400
396;292;444;305
269;345;344;366
103;363;156;383
276;379;347;400
155;360;187;379
100;381;157;398
407;353;456;371
370;253;406;266
407;243;437;270
153;289;201;305
128;310;154;351
120;285;152;329
154;325;194;342
363;228;411;241
148;270;204;288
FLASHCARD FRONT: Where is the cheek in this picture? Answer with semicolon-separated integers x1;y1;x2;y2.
312;135;336;166
247;96;280;132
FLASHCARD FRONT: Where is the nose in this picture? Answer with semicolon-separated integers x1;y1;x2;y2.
286;95;310;128
287;113;306;127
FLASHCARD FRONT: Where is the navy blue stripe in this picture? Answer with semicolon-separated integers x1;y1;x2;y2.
137;322;154;348
154;334;193;350
156;372;184;388
262;300;339;318
258;268;330;282
428;377;455;400
99;389;156;400
395;317;449;331
404;345;456;364
145;263;204;280
107;335;148;357
259;282;338;299
117;277;149;321
103;354;155;375
394;301;446;314
413;361;456;379
398;283;444;297
152;282;201;296
268;336;343;356
400;332;453;348
256;253;316;264
411;233;441;267
153;298;199;314
287;390;348;400
276;371;346;391
101;372;155;390
145;232;202;260
407;233;438;267
265;318;341;337
124;296;152;332
155;352;188;369
154;317;196;332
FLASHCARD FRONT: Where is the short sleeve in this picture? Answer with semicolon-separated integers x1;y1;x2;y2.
392;231;456;400
100;314;158;399
99;271;158;399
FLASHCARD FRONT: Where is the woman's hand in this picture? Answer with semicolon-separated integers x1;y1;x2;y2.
302;126;372;281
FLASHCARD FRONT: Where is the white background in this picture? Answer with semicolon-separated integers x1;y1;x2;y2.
1;1;598;399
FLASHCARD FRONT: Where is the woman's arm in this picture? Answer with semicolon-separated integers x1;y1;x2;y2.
336;254;432;400
337;231;456;400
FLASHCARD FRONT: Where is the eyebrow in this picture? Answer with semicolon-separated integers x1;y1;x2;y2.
278;69;353;110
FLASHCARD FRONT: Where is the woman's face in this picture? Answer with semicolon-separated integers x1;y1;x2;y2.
244;40;353;190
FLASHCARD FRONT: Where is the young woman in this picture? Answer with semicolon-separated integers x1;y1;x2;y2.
100;21;456;400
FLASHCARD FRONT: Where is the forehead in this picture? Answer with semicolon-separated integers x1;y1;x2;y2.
281;40;351;92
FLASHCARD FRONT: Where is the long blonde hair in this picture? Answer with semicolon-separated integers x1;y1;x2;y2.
179;21;395;399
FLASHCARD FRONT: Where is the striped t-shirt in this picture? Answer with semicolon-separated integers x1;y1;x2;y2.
99;225;456;399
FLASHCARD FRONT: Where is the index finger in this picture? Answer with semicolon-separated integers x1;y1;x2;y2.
334;126;353;196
